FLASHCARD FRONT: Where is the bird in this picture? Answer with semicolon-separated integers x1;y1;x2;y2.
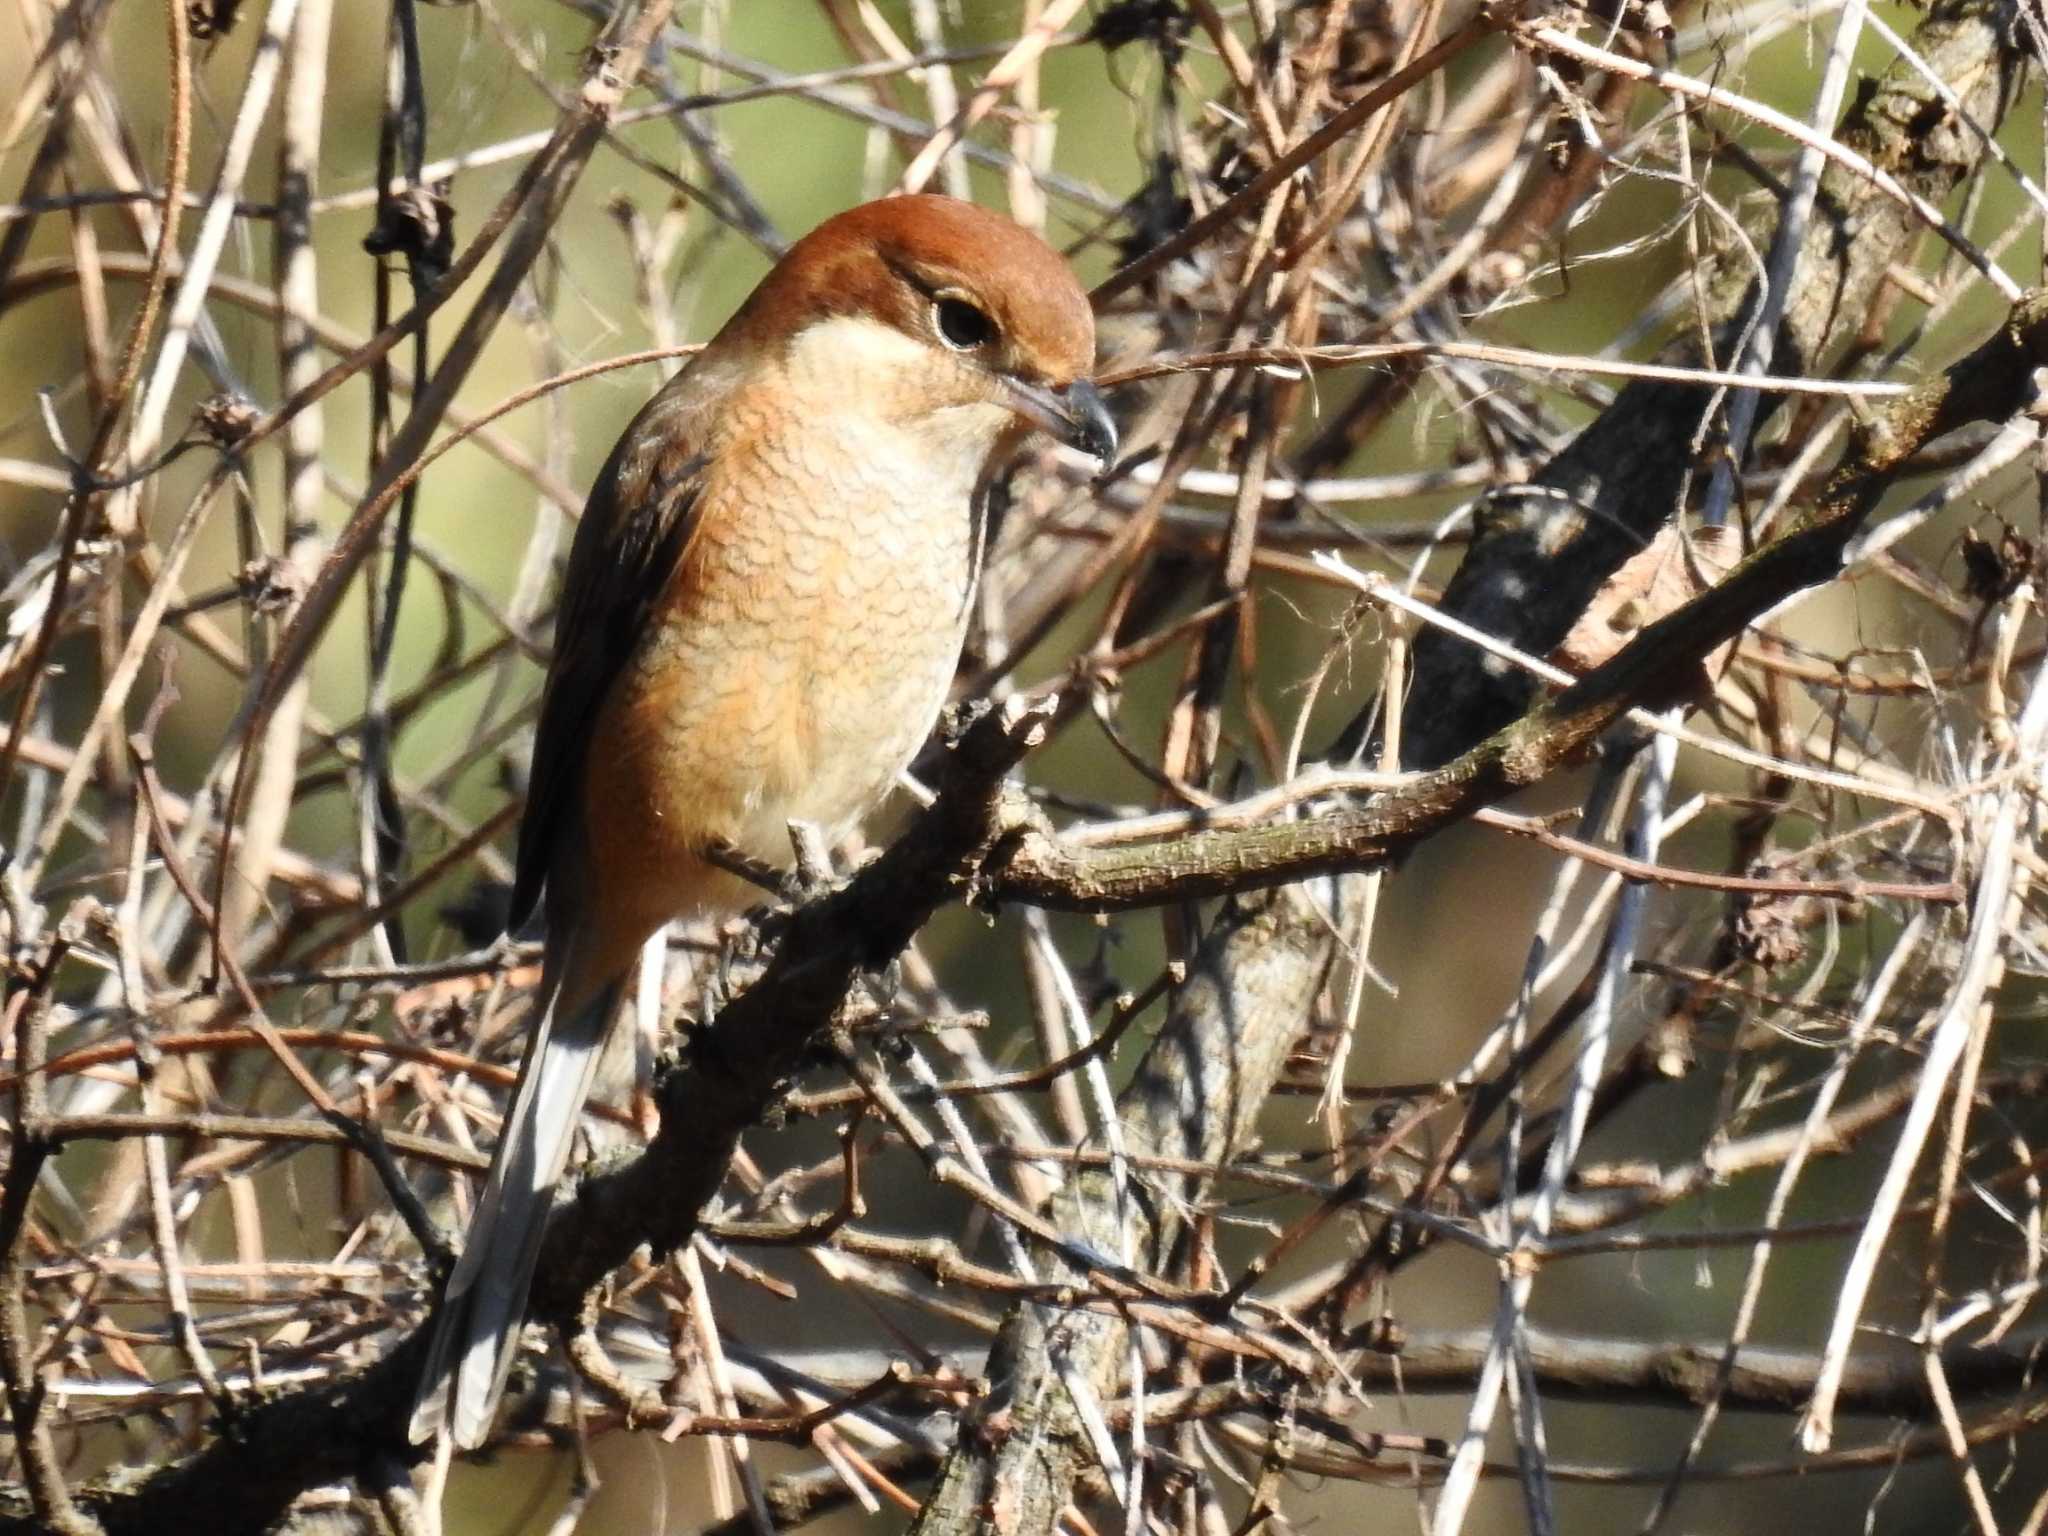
409;194;1115;1449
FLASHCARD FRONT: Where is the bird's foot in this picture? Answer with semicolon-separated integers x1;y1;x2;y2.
781;818;839;902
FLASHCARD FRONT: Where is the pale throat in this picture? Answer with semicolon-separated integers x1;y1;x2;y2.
778;313;1012;495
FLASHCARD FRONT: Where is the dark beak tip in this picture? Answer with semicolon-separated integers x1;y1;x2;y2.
1063;379;1119;468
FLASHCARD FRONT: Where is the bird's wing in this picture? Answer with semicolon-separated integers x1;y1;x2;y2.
510;376;720;929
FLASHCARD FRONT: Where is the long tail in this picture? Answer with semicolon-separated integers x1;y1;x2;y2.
410;950;621;1449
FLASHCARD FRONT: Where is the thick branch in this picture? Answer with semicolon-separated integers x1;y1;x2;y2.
1362;1325;2047;1415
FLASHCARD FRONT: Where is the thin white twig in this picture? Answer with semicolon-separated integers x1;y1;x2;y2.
1799;654;2048;1451
1434;735;1671;1536
1641;911;1930;1530
121;0;305;524
896;0;1092;194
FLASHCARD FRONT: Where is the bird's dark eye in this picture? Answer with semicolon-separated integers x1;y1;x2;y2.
934;296;996;351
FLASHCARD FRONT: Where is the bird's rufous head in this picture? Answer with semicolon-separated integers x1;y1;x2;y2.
723;195;1117;468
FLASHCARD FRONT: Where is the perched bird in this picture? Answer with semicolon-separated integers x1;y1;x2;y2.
410;195;1115;1449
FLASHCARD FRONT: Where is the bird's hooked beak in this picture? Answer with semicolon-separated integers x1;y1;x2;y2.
1001;375;1118;467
